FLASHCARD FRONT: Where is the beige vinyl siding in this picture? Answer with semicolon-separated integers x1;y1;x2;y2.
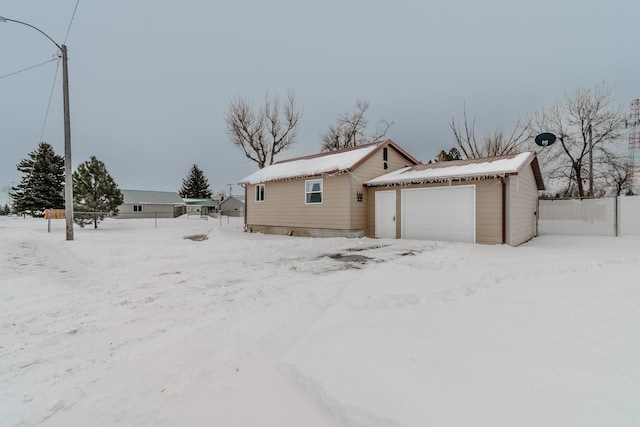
348;173;367;230
475;179;503;244
246;174;352;230
506;165;539;246
365;186;379;237
350;147;415;230
366;179;503;244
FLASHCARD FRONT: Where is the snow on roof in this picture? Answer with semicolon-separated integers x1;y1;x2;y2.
121;190;184;205
365;152;535;186
239;144;380;184
184;199;218;207
220;195;245;204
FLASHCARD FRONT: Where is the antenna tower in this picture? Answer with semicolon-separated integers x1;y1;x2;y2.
629;99;640;193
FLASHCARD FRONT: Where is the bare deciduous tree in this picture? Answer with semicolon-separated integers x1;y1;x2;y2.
450;105;532;159
533;83;627;198
321;100;393;152
601;152;635;196
225;92;301;169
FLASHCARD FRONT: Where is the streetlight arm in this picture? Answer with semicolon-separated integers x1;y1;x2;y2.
0;16;62;51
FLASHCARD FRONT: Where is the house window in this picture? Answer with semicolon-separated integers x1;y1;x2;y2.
305;179;323;204
133;205;143;212
383;147;388;161
255;184;265;202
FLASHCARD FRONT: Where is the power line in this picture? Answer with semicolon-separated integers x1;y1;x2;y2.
0;58;58;80
2;2;81;142
40;59;62;141
40;0;80;141
0;56;61;143
64;0;81;44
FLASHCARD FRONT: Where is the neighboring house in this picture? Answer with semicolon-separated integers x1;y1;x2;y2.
239;141;545;246
183;198;218;217
364;152;545;246
239;140;420;237
219;195;245;217
118;190;185;219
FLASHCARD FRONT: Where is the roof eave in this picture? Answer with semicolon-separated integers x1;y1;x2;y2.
240;168;346;185
365;151;546;190
365;172;515;187
530;155;546;190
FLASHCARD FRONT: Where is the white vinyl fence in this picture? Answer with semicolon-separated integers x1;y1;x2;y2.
618;196;640;236
538;196;640;236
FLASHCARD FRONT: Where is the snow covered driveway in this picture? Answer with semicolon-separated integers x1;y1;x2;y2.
1;216;639;426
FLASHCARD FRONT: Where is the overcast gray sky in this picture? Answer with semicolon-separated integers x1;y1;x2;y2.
1;0;638;205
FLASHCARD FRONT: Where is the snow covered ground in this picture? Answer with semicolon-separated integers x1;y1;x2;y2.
1;216;639;427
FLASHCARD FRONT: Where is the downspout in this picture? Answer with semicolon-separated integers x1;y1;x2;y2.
500;177;506;245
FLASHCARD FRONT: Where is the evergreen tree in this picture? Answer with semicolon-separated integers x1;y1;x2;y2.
0;204;10;215
433;147;462;163
179;164;212;198
73;156;123;229
11;142;65;216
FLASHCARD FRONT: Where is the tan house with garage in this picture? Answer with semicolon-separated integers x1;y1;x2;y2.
239;140;419;237
239;141;544;246
365;152;545;246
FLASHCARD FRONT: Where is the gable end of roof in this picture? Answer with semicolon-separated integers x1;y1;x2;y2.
238;139;419;185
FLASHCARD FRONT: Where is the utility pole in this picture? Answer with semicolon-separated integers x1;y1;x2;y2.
588;124;593;198
628;99;640;194
62;44;73;240
226;184;233;196
1;16;74;240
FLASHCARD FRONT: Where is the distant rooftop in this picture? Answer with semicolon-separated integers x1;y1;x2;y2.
221;195;245;204
184;198;218;207
121;190;184;205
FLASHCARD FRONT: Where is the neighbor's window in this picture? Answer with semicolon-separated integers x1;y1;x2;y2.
255;184;265;202
383;147;388;161
305;179;323;204
133;205;143;212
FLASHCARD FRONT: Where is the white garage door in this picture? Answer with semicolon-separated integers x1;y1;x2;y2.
401;185;476;243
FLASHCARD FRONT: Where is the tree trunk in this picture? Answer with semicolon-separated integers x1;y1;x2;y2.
574;162;585;198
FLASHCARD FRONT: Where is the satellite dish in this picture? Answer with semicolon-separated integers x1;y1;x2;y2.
534;133;556;147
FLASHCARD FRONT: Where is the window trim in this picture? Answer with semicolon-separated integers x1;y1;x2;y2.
305;179;323;204
255;184;265;202
133;205;143;212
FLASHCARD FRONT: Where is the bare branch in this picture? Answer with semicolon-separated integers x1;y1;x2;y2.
532;83;627;197
321;100;393;151
225;92;301;169
450;104;531;159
